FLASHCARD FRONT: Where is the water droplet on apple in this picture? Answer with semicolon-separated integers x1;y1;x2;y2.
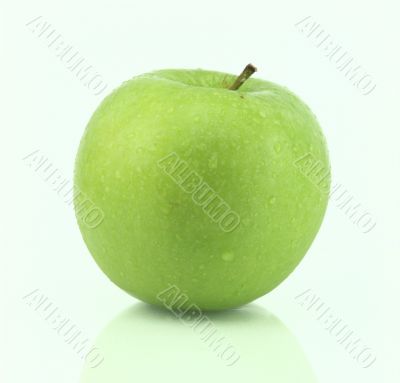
268;196;276;204
208;153;218;169
221;252;234;262
291;239;299;249
175;234;182;241
274;143;282;153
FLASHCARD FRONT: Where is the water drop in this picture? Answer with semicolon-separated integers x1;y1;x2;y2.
274;143;281;153
208;153;218;169
222;252;234;262
268;196;276;204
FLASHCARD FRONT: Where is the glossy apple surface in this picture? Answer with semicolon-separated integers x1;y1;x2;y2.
74;68;330;310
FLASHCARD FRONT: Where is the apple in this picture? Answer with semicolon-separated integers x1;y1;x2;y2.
74;64;330;310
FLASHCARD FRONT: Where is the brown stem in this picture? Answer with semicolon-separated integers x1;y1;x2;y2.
229;64;257;90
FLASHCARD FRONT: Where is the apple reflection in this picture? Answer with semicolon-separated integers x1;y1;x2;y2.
81;303;317;383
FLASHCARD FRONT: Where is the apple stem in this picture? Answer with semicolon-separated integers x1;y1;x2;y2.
229;64;257;90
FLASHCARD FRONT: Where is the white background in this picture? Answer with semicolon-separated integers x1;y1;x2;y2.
1;0;398;382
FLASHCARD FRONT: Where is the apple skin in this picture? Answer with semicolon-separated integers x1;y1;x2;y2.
74;69;330;311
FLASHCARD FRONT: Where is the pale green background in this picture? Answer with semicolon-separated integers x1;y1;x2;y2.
0;0;398;382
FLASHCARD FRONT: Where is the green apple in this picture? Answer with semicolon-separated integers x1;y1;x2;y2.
74;65;330;311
